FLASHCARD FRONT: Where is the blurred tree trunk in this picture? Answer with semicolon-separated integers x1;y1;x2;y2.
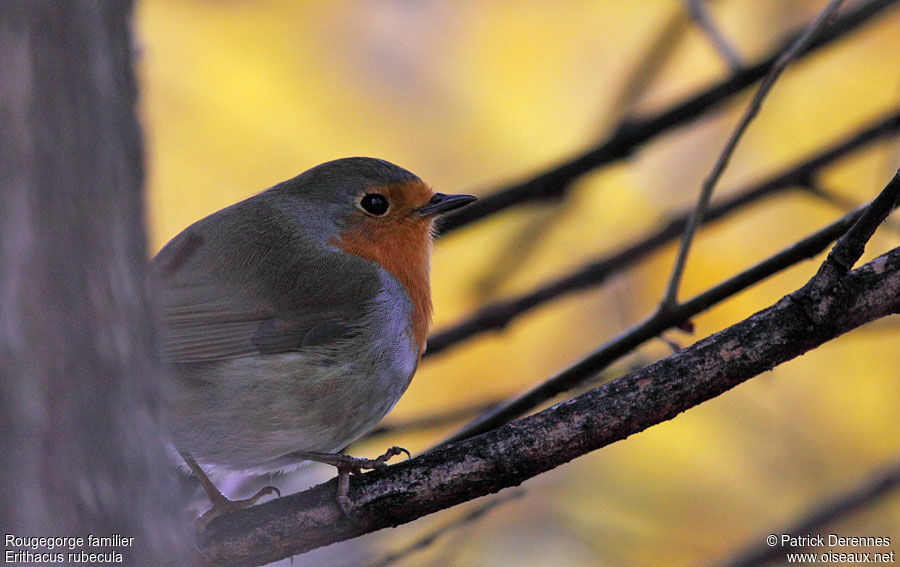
0;2;188;564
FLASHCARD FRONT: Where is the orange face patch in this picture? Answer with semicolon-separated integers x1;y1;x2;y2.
331;181;436;358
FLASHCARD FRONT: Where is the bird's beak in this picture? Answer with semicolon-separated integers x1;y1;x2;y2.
415;193;478;216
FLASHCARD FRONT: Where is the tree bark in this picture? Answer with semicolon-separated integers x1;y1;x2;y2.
0;2;189;564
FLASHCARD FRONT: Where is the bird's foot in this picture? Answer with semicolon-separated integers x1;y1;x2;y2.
179;450;281;529
297;446;411;515
196;485;281;528
303;445;410;473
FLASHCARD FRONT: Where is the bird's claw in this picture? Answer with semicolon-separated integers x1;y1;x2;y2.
346;445;410;474
297;446;410;516
196;485;281;529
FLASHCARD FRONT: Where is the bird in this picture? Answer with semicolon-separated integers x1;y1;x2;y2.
147;157;476;524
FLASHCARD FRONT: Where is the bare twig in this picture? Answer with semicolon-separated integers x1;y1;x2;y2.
804;182;900;232
476;6;692;295
196;212;900;565
474;6;687;296
685;0;744;70
366;490;525;567
439;171;899;445
437;0;898;235
608;7;689;120
720;459;900;567
436;200;872;446
425;109;900;358
813;169;900;287
659;0;848;311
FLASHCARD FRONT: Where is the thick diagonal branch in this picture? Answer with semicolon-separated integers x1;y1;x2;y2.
196;232;900;566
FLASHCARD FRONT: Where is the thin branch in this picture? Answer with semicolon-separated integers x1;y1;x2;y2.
812;167;900;289
804;182;900;232
437;0;898;235
685;0;744;70
719;459;900;567
439;171;899;445
474;4;688;296
366;490;525;567
196;219;900;565
478;6;692;296
660;0;847;311
425;108;900;358
608;7;689;120
436;200;871;446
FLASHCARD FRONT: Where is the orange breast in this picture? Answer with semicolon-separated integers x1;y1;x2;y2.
331;183;434;358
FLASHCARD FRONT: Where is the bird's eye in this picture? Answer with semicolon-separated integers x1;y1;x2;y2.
360;193;389;216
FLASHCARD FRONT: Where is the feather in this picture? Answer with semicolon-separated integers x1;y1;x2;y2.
148;196;381;362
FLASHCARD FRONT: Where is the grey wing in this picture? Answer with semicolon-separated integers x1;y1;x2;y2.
148;201;381;363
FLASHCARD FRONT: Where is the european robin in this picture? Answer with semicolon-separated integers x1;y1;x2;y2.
148;157;476;523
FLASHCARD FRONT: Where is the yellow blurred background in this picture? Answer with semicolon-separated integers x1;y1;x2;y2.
137;1;900;565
